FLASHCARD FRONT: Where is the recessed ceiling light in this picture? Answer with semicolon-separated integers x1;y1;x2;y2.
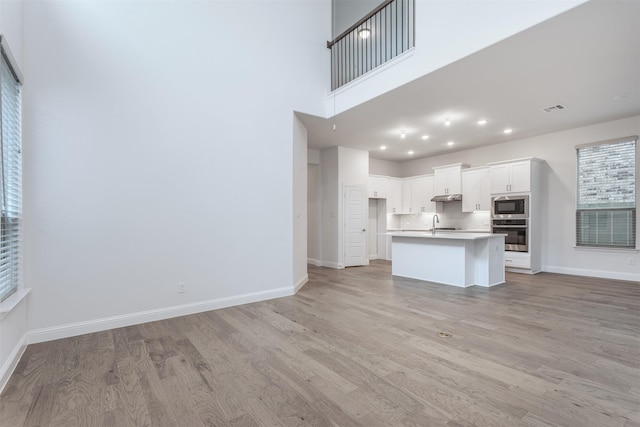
400;131;406;139
477;119;488;125
503;128;513;134
380;145;387;150
408;150;414;155
444;119;451;127
421;135;430;140
447;141;454;146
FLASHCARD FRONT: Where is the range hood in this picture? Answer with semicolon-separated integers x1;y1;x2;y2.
430;194;462;202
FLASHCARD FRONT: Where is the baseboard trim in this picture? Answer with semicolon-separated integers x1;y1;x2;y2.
543;265;640;282
307;258;322;266
27;286;295;344
294;274;308;293
321;261;343;269
0;333;27;394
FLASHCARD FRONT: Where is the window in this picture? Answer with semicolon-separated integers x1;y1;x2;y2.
0;37;22;302
576;136;637;249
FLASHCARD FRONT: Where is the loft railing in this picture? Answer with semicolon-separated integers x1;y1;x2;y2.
327;0;415;91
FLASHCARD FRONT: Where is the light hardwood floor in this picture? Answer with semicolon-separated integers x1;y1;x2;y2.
1;261;639;426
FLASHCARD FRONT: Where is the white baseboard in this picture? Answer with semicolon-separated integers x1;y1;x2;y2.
321;261;343;269
0;333;27;394
307;259;344;269
27;286;295;344
294;274;308;293
543;265;640;282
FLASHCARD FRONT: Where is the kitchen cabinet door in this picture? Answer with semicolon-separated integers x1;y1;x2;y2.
387;178;403;214
368;175;388;199
433;164;467;195
509;161;531;193
402;179;413;213
462;168;490;212
490;161;531;194
411;177;428;213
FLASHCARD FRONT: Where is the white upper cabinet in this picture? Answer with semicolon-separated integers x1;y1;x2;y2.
387;177;403;214
368;175;388;199
433;163;469;195
462;167;490;212
489;159;533;194
401;176;436;213
412;176;436;213
402;179;413;213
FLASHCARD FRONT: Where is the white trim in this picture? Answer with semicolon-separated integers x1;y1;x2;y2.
293;274;308;293
0;35;24;83
0;333;27;394
0;288;30;321
543;265;640;282
573;246;639;253
27;287;294;344
321;261;343;269
307;258;323;266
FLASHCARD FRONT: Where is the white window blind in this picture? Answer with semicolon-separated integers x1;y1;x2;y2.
0;38;22;302
576;137;636;248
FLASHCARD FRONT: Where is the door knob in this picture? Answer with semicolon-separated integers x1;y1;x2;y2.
362;229;366;232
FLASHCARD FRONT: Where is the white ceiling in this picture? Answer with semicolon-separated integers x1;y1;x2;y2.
298;1;640;162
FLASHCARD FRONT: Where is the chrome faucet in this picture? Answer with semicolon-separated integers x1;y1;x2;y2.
432;214;439;236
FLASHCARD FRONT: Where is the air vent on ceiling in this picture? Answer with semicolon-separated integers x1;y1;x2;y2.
541;104;566;113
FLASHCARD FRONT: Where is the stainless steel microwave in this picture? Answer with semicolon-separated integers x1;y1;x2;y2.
491;195;529;219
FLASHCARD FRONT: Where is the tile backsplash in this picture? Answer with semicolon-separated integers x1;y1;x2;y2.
387;201;491;231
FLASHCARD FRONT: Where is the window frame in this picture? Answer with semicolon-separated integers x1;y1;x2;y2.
0;35;23;303
575;136;637;250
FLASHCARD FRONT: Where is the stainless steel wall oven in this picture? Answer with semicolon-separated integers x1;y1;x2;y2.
492;219;528;252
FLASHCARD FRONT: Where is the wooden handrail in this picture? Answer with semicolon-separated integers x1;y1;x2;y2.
326;0;395;48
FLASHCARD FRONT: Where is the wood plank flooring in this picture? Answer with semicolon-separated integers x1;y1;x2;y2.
1;261;639;426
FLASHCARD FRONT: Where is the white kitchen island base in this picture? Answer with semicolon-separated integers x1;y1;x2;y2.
390;232;505;287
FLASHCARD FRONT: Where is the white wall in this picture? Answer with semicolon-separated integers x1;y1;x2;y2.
399;116;640;281
320;147;339;267
370;157;402;177
318;146;369;268
328;0;585;115
22;0;330;339
307;163;321;264
0;0;27;392
292;115;308;290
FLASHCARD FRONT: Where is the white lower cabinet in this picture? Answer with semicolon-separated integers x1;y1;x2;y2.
504;251;530;269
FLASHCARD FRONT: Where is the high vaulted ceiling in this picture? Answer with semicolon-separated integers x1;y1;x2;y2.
299;1;640;162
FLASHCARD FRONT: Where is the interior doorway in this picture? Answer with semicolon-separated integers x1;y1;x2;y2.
368;198;388;260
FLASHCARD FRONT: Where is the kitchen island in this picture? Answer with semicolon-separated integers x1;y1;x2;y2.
388;232;505;287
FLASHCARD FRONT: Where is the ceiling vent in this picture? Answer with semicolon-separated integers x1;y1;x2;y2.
541;104;566;113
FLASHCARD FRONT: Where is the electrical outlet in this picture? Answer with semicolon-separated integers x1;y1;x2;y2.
178;282;186;293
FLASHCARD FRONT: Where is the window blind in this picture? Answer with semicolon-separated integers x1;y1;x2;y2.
0;41;22;302
576;138;636;248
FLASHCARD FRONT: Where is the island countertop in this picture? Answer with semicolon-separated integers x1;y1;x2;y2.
387;231;498;240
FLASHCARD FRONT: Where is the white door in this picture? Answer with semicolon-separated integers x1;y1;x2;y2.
344;185;368;267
